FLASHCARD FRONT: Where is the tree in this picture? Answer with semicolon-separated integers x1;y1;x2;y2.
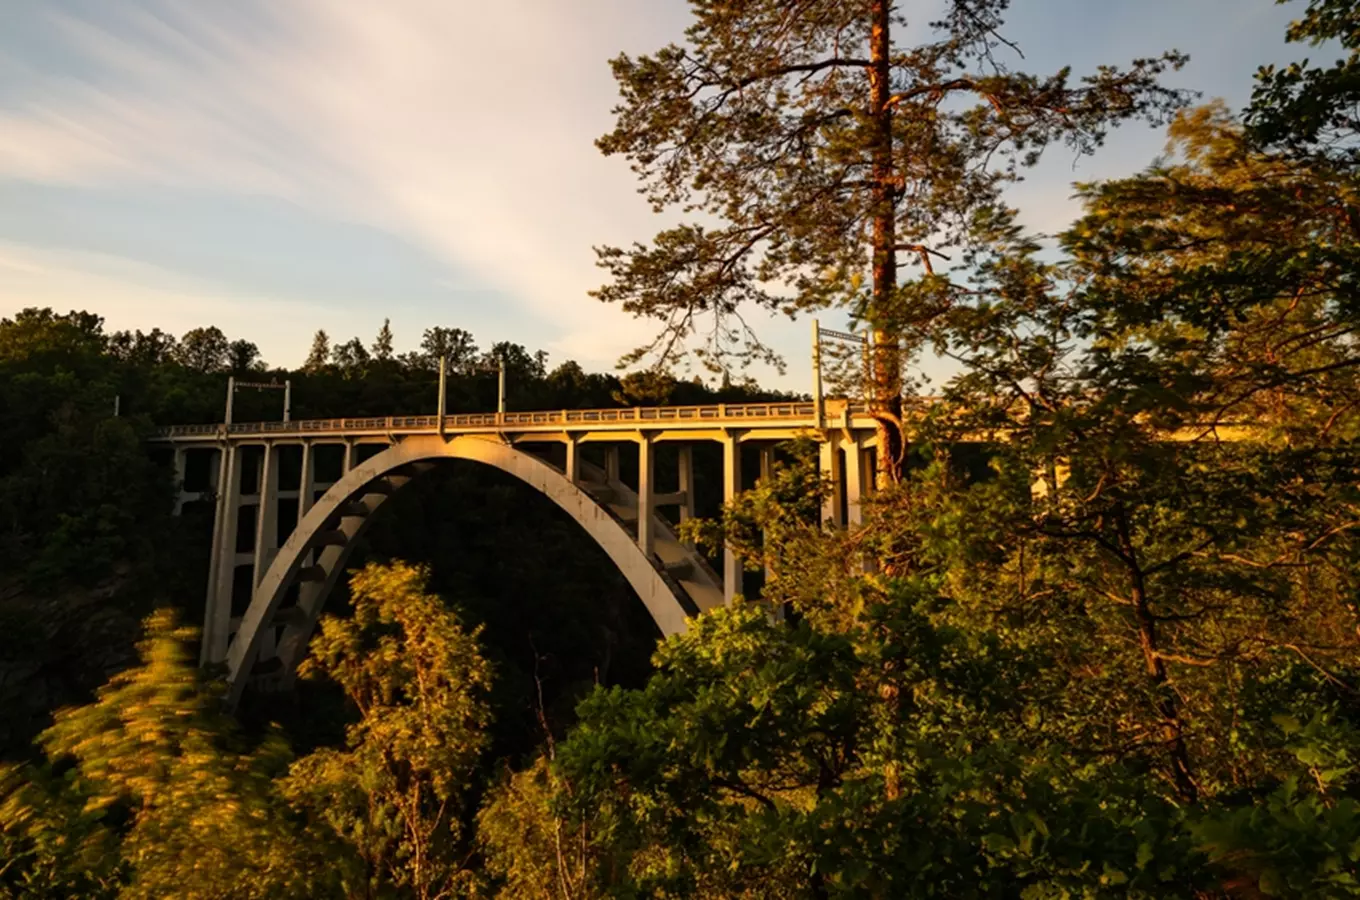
1247;0;1360;165
887;100;1360;817
543;600;1201;898
593;0;1190;482
0;308;108;376
282;562;493;900
417;326;479;373
329;336;370;374
174;327;230;373
226;338;263;374
372;318;395;362
1;610;334;899
107;329;179;368
302;329;330;373
477;757;610;900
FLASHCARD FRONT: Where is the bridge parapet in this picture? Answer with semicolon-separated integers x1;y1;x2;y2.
150;399;879;442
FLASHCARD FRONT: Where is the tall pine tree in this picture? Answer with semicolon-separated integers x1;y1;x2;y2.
593;0;1189;481
302;329;330;373
371;318;395;362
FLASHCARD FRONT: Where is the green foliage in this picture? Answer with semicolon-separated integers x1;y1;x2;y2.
174;326;231;373
7;5;1360;897
544;597;1205;898
477;756;611;900
1248;0;1360;164
283;562;493;900
593;0;1189;395
0;610;333;900
1193;712;1360;897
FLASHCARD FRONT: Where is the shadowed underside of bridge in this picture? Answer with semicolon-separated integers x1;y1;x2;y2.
220;435;733;705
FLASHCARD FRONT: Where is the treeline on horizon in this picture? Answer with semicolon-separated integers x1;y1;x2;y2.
5;0;1360;897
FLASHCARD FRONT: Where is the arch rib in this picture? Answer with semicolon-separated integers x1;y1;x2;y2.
225;435;699;705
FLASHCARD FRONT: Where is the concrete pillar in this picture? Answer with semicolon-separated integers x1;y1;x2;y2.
759;444;776;583
722;434;742;603
252;444;279;662
172;447;188;516
565;435;579;483
201;446;226;664
604;445;620;484
819;438;843;528
844;436;864;526
204;444;243;665
254;443;280;586
342;440;355;474
298;441;315;521
637;434;654;558
677;445;695;524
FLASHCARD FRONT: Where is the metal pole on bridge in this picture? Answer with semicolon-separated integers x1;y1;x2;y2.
224;375;236;428
497;358;506;416
437;356;447;437
283;380;292;423
811;319;824;429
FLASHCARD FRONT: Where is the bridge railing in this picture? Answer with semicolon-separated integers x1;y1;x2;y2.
151;400;860;440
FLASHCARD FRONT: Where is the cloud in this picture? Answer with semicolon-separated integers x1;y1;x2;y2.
0;240;342;355
0;0;693;368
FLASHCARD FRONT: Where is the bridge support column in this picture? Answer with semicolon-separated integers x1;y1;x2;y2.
604;445;620;484
253;444;280;661
637;434;654;558
722;433;742;603
342;439;355;475
677;445;695;535
172;448;189;515
204;444;243;666
819;438;843;528
843;436;864;526
299;441;315;519
759;445;776;586
564;434;579;483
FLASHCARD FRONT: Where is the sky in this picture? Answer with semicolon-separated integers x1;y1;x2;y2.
0;0;1314;393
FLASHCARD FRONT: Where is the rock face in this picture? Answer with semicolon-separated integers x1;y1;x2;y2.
0;571;143;759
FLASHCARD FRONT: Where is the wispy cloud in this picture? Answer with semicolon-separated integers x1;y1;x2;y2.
0;0;1301;379
0;0;693;367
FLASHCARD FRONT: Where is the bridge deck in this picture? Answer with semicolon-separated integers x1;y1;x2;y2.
151;400;880;443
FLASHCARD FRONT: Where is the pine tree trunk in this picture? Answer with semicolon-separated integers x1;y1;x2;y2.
868;0;905;488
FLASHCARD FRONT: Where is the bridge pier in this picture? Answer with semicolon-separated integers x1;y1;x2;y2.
722;433;742;603
637;434;655;558
677;445;695;544
204;443;243;666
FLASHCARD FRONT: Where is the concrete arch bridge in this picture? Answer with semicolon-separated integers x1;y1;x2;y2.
153;400;881;705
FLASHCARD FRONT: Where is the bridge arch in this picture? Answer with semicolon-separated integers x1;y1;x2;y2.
225;434;701;705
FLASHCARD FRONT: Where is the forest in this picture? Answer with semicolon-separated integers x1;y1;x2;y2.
3;0;1360;897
